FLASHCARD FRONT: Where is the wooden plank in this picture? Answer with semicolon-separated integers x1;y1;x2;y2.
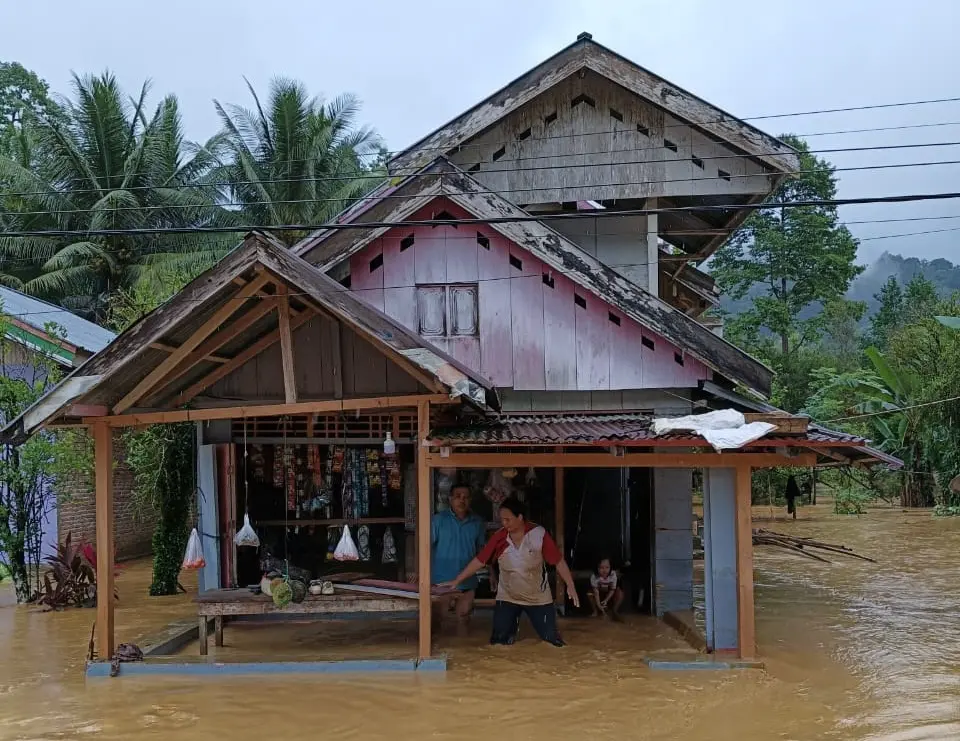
94;423;115;660
424;452;816;469
479;278;513;386
151;342;230;364
148;297;279;396
554;454;565;606
114;272;272;413
198;617;208;656
744;413;809;434
277;287;298;404
196;594;419;617
176;309;316;403
575;289;610;390
417;400;432;660
510;273;546;390
84;394;453;427
735;464;755;660
543;270;577;390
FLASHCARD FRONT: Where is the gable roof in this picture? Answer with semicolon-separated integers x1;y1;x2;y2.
1;232;499;444
388;33;798;176
0;285;115;365
297;158;774;398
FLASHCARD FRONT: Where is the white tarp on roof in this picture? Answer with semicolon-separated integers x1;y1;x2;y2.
652;409;775;452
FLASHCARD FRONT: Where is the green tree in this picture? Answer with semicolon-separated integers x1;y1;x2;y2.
711;136;863;409
0;72;233;318
109;270;196;596
213;78;383;244
869;275;904;350
0;62;60;155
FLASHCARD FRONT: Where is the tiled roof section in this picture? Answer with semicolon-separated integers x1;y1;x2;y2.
427;413;871;447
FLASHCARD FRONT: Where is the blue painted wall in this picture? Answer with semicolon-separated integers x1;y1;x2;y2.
703;468;737;652
653;468;693;616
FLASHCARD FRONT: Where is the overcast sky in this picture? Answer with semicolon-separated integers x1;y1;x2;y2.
3;0;959;264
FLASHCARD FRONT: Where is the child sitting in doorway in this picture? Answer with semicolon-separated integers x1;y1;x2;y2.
588;557;624;621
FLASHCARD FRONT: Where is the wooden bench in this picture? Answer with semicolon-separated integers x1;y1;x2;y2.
194;588;423;656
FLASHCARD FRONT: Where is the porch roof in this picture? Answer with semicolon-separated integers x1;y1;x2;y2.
426;412;901;469
0;232;499;444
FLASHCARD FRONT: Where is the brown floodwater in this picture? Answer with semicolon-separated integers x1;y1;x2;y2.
0;504;957;741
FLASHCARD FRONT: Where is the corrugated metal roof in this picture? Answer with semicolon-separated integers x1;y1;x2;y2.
0;286;115;355
427;413;870;447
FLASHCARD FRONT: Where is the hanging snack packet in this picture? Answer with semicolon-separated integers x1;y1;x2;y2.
235;513;260;548
333;525;360;561
381;527;397;564
182;528;206;569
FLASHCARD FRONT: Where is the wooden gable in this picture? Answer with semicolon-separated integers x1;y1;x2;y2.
297;160;772;397
348;198;710;391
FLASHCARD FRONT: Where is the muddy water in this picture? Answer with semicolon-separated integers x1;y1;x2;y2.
0;505;957;741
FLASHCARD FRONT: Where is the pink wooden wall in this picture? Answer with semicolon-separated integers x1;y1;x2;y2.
348;198;711;391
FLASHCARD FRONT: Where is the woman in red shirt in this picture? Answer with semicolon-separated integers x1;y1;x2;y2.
443;496;579;646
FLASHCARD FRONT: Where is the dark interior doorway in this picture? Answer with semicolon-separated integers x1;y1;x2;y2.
562;467;653;614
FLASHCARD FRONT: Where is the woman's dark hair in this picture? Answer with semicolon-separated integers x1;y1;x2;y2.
498;495;526;520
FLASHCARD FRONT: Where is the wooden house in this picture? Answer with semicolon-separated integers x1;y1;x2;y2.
1;34;896;669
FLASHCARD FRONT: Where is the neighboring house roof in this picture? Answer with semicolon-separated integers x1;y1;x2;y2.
0;286;115;366
387;33;798;176
0;232;499;444
297;158;774;398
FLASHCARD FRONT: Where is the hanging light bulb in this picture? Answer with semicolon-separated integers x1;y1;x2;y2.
383;431;396;455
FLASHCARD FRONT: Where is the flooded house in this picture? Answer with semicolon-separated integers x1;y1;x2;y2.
1;33;896;671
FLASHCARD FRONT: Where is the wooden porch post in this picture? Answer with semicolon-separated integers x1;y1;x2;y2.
734;464;755;659
416;400;432;660
93;422;115;660
554;449;565;608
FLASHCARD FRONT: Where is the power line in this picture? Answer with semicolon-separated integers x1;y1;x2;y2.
824;394;960;423
359;97;960;161
3;190;960;239
8;134;960;200
7;156;960;221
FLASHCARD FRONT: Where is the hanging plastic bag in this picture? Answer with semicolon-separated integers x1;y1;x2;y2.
235;513;260;548
333;525;360;562
357;525;371;561
182;528;206;570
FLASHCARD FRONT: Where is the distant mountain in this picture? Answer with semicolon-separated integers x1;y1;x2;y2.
716;252;960;320
848;252;960;316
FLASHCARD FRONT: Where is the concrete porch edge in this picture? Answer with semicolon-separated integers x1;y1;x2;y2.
86;655;447;677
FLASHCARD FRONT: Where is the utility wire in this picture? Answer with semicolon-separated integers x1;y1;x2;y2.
4;190;960;239
12;132;960;197
824;394;960;423
6;156;960;220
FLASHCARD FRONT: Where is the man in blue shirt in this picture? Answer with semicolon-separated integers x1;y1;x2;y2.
430;483;487;635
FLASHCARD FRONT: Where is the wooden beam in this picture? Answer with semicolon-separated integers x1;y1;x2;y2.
554;448;565;607
93;422;115;661
331;321;343;399
276;287;298;404
735;464;755;660
148;297;279;397
115;272;272;413
177;309;316;403
744;413;809;435
151;343;230;364
424;452;816;469
417;399;432;660
83;394;453;427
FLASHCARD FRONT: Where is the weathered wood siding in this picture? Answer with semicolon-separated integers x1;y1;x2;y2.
206;313;423;401
446;71;772;207
348;198;710;392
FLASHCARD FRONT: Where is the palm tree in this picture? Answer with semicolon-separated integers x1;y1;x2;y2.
212;78;383;245
0;73;234;319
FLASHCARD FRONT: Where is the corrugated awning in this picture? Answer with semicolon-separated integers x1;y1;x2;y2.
427;412;901;469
